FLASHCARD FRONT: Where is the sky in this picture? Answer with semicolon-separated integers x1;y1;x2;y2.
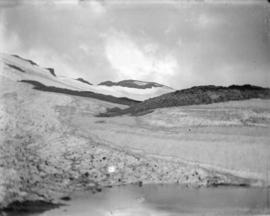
0;0;270;89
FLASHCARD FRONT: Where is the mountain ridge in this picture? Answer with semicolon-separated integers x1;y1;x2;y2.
20;80;139;105
0;53;173;101
99;79;172;89
98;84;270;117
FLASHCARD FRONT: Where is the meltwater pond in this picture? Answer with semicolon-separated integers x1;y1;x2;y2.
6;184;270;216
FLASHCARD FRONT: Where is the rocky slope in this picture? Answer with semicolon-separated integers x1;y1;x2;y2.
98;84;270;116
0;54;268;211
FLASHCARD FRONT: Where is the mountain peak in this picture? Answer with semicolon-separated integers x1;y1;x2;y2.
99;79;172;89
45;68;56;77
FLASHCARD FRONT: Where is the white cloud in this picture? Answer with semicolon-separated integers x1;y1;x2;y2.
104;31;178;84
80;0;106;16
177;39;183;47
25;48;80;78
0;14;21;53
0;13;79;78
197;14;222;29
91;1;105;15
165;24;174;35
79;43;90;54
3;0;107;13
9;0;79;6
143;43;158;55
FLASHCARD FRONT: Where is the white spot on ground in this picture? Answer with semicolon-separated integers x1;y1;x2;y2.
108;166;116;173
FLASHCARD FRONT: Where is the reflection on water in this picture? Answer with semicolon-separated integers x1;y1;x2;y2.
7;185;270;216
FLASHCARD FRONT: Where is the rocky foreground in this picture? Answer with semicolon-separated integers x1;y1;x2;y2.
0;76;262;211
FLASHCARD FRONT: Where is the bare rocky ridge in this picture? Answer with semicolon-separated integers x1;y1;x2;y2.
76;78;92;85
11;54;39;66
45;68;56;77
5;63;26;73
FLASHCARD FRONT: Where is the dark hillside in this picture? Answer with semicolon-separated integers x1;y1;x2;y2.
98;84;270;117
45;68;56;77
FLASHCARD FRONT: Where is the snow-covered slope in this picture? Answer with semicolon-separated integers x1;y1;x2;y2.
0;53;174;101
99;79;172;89
98;80;174;101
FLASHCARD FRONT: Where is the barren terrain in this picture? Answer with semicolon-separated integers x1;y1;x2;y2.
1;54;270;210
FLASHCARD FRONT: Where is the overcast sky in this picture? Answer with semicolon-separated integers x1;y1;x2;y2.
0;0;269;89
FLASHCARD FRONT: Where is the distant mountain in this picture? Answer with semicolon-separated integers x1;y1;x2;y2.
98;84;270;117
76;78;92;85
98;79;174;100
99;79;172;89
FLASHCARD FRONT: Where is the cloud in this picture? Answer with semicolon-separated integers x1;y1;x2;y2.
1;2;269;89
197;13;222;29
25;48;81;78
0;0;80;7
0;12;80;78
77;0;106;16
0;13;21;53
104;31;178;84
88;0;106;15
0;0;106;15
79;43;91;54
